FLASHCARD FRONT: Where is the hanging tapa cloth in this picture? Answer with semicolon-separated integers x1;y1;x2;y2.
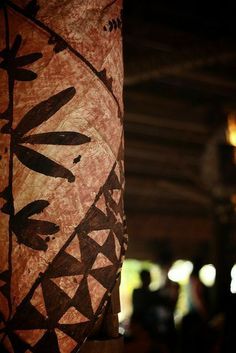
0;0;126;352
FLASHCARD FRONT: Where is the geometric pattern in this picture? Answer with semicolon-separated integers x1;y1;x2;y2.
51;275;83;299
58;307;89;324
0;162;126;352
91;253;113;269
0;1;125;352
87;275;107;313
87;229;110;246
95;194;108;216
55;329;77;353
30;285;47;318
64;237;82;262
1;161;126;352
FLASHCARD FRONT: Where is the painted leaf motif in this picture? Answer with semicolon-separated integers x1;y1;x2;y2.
12;200;60;251
26;219;59;235
11;34;22;56
15;53;43;67
20;131;91;145
14;200;50;219
14;87;76;137
12;220;58;251
14;144;75;182
14;68;37;81
13;225;48;251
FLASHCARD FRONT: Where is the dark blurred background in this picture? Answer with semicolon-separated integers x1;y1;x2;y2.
123;0;236;281
121;1;236;351
121;0;236;353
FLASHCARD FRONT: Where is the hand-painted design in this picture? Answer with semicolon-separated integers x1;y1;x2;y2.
0;3;45;321
48;35;67;53
30;285;47;317
11;200;60;251
15;329;46;347
6;0;122;119
97;68;113;91
4;331;30;353
1;2;124;351
0;271;10;302
51;275;83;299
25;0;40;17
58;307;89;324
0;34;42;124
2;160;125;352
13;87;91;182
73;155;81;164
0;3;91;330
0;34;42;84
33;330;60;353
103;16;122;32
55;328;78;353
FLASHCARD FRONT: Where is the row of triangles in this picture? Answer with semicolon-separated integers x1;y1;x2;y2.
3;328;79;353
4;163;124;352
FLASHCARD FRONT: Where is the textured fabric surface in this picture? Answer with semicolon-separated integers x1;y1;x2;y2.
0;1;125;352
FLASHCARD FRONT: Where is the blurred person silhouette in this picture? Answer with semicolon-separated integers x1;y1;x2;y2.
180;259;212;353
130;266;180;353
149;270;180;353
132;269;153;330
124;269;153;353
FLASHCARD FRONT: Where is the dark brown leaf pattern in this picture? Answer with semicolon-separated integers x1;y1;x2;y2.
12;200;60;251
48;35;68;53
19;131;91;145
0;34;42;82
14;68;37;81
14;87;76;137
14;144;75;182
14;199;50;218
12;86;90;182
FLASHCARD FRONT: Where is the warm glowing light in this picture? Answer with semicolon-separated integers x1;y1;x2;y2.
231;264;236;278
231;264;236;293
168;260;193;283
227;113;236;147
231;278;236;294
199;264;216;287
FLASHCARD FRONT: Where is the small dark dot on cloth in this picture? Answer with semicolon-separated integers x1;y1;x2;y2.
73;155;81;164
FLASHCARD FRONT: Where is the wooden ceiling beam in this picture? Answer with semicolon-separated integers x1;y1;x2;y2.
125;112;209;133
125;125;207;146
125;158;205;193
125;91;211;123
126;139;202;161
124;46;236;86
177;71;236;91
125;175;210;205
